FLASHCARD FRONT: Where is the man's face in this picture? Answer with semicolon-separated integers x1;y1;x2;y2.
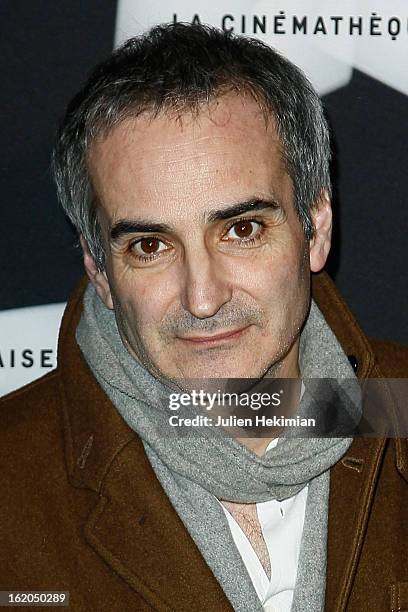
86;93;327;382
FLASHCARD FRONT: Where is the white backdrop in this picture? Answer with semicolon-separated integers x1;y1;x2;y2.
0;304;65;397
116;0;408;96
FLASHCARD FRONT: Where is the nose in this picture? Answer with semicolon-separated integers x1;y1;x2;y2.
180;248;232;319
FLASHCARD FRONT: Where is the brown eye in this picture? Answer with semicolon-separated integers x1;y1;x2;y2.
233;221;254;238
132;237;167;257
225;219;261;241
139;238;160;253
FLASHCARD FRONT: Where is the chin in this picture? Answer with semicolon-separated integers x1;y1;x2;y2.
168;362;269;382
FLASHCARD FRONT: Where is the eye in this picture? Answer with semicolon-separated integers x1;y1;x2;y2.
225;220;262;241
131;237;168;256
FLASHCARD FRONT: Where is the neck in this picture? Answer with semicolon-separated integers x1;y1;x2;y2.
236;339;301;457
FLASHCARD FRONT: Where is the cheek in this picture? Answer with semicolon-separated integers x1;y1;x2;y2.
228;235;308;304
109;266;180;333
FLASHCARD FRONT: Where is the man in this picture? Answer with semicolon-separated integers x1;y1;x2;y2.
1;23;407;612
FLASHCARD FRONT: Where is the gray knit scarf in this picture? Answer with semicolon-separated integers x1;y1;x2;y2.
76;283;360;612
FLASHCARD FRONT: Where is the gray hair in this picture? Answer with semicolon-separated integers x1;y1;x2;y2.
52;22;331;269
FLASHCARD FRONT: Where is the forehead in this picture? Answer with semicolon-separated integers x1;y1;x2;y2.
87;93;291;225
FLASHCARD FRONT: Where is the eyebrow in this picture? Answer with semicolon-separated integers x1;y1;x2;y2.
206;198;279;222
110;221;172;241
109;198;280;242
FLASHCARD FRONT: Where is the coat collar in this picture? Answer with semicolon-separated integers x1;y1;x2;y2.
312;273;401;610
57;271;401;611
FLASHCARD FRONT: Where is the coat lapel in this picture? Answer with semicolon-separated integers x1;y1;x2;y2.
312;272;393;610
325;369;407;610
326;435;387;611
83;437;234;612
58;276;233;611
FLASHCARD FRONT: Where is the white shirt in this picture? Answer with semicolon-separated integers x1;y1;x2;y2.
221;448;308;612
217;384;307;612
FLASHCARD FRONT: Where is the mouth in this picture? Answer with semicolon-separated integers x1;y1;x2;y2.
176;325;251;347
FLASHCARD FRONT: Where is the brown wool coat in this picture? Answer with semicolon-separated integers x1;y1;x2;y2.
1;271;408;612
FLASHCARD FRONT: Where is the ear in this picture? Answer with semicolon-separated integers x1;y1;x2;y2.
79;235;114;310
309;191;332;273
